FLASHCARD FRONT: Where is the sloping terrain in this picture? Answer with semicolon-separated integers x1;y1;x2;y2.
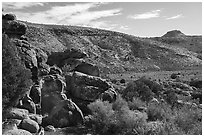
23;22;202;74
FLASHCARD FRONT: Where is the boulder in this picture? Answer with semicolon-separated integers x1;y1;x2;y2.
18;94;36;114
120;79;126;84
44;125;56;132
38;63;50;76
6;108;29;120
42;99;84;127
20;35;29;41
41;74;66;95
62;58;84;70
47;48;87;67
2;120;18;132
66;71;113;101
41;92;66;115
170;81;193;91
74;62;100;77
3;129;32;135
71;85;103;102
100;88;117;103
67;71;110;91
29;84;41;104
29;114;43;125
3;20;27;36
49;65;63;75
3;13;17;20
20;118;39;133
170;73;181;79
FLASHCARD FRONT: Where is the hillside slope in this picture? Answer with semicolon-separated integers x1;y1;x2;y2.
23;22;202;74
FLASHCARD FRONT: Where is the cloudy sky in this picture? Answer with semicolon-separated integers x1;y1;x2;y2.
2;2;202;37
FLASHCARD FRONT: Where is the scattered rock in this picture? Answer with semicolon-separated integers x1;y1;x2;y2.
18;94;36;114
30;84;41;104
6;108;29;120
44;125;56;132
49;65;63;75
3;129;32;135
29;114;43;125
20;118;40;133
120;79;126;84
2;120;18;132
170;73;181;79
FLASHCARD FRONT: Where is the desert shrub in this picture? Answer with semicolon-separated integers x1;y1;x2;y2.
87;96;148;135
172;106;202;134
146;102;172;122
2;34;32;109
163;89;178;107
128;97;146;111
120;79;126;83
122;80;154;102
189;79;202;89
137;77;163;96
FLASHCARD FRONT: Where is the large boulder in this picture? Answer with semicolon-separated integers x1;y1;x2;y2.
29;84;41;104
41;74;66;95
42;99;84;127
15;39;38;69
3;129;32;135
29;114;43;125
41;91;66;115
74;62;100;77
6;108;29;120
2;119;18;133
20;118;39;133
47;48;87;67
3;13;17;20
3;20;27;36
49;65;63;75
18;94;36;114
65;72;113;101
38;63;50;76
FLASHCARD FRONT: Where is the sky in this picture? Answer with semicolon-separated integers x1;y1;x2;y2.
2;2;202;37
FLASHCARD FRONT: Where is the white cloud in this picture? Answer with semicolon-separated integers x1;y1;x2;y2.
166;14;183;20
128;10;161;19
11;3;122;30
119;25;129;30
2;2;44;10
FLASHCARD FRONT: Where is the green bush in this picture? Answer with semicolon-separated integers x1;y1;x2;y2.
172;106;202;134
2;34;32;109
122;80;154;102
87;96;147;135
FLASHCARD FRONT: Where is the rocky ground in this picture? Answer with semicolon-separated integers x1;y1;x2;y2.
2;14;202;135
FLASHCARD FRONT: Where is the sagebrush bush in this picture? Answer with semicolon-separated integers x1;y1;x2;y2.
87;96;148;135
172;106;202;134
122;80;154;102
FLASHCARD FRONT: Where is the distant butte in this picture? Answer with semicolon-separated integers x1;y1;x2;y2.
162;30;186;38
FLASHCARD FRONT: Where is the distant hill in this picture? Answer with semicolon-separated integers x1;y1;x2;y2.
20;21;201;74
162;30;186;38
3;19;201;74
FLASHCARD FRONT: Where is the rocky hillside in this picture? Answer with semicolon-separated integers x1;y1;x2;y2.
20;22;202;74
2;14;202;135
